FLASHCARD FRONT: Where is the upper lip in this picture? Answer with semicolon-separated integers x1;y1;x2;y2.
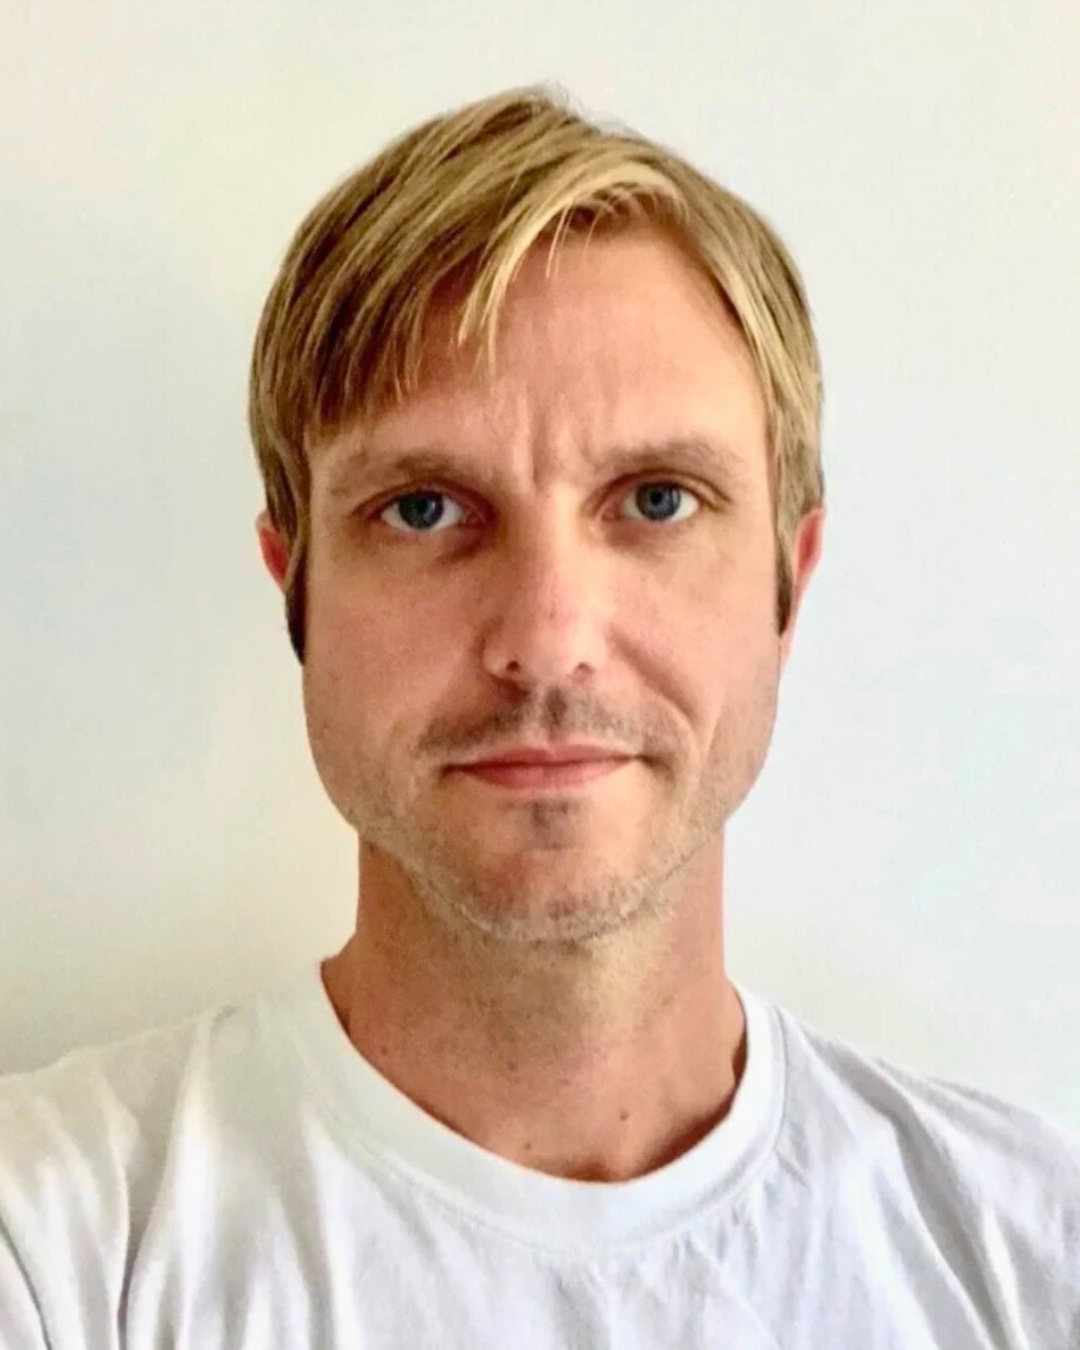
461;742;633;767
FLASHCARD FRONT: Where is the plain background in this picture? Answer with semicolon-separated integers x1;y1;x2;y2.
2;2;1077;1133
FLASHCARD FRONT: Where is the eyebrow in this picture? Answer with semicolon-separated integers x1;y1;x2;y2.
325;435;749;502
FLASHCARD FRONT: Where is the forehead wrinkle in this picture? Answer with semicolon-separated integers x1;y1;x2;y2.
323;433;754;503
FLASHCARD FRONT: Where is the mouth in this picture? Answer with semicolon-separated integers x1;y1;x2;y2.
453;757;633;791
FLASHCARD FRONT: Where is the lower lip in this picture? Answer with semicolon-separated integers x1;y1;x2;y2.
456;758;631;789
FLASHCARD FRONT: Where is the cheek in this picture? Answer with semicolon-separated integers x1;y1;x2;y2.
311;586;459;740
650;578;775;717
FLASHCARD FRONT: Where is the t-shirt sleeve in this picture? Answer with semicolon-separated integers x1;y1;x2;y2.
0;1222;49;1348
0;1056;142;1350
920;1073;1080;1346
0;1021;206;1348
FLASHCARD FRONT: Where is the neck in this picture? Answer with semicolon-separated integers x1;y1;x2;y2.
320;849;747;1183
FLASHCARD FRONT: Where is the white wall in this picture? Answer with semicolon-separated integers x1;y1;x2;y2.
2;1;1078;1131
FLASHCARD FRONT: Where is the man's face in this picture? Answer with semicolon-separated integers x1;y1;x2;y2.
261;226;823;949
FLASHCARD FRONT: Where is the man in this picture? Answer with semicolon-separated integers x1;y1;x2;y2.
2;85;1077;1348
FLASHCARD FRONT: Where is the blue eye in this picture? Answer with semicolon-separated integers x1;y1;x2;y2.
377;481;702;536
380;491;466;535
622;482;700;524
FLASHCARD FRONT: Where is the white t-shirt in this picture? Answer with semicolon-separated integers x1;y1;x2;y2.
1;963;1077;1348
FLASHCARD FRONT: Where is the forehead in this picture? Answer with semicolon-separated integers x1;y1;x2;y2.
314;226;769;491
423;226;761;398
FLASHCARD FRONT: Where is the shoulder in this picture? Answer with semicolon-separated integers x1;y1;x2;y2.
0;1001;264;1312
776;1002;1080;1184
773;1000;1080;1316
0;1004;274;1339
0;1003;249;1174
1;1013;201;1120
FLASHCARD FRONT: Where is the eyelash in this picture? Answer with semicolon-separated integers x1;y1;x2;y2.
370;479;706;537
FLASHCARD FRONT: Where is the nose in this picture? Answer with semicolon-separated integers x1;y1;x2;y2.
478;523;612;688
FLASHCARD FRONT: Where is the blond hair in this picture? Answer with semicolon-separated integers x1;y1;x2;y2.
249;84;825;663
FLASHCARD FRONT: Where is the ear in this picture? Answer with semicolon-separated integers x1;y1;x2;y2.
256;510;290;592
779;506;826;673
